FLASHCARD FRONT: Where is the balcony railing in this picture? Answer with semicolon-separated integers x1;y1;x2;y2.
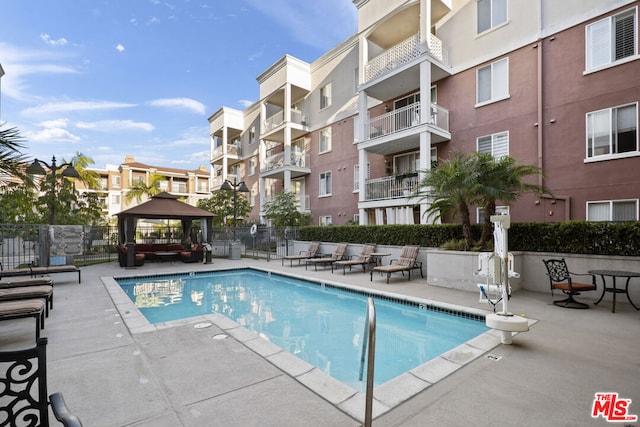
263;194;310;211
263;108;306;133
261;152;310;172
365;33;449;83
212;142;240;159
364;174;419;202
366;102;449;140
212;174;240;188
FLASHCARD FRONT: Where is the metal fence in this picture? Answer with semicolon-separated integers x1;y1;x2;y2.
0;224;297;270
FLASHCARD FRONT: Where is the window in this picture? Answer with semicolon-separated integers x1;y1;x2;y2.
249;127;256;144
320;83;332;109
586;104;638;159
586;8;637;71
394;151;420;174
249;158;256;176
111;194;121;204
100;177;108;190
320;127;332;153
353;163;370;192
477;206;509;224
477;131;509;158
159;180;169;191
477;0;507;34
477;58;509;105
319;171;332;196
587;200;638;221
319;216;332;226
112;175;121;188
352;214;360;224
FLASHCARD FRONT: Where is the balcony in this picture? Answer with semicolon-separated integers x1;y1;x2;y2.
366;102;449;140
364;33;449;84
364;174;419;202
263;194;310;212
211;141;241;162
211;174;240;189
261;152;310;172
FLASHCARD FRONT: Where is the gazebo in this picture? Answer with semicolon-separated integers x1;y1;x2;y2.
115;192;214;267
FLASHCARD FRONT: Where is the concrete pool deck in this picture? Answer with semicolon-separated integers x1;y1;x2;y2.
1;257;639;426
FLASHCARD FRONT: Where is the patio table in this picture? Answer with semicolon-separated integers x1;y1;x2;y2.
588;269;640;313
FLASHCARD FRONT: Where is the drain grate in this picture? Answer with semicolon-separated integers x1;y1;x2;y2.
486;354;502;361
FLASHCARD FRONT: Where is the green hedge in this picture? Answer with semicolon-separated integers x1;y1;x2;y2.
297;221;640;256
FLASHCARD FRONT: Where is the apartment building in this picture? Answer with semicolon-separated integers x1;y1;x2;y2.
75;155;211;218
209;0;640;226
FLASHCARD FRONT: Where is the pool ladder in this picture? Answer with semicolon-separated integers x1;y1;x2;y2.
359;297;376;427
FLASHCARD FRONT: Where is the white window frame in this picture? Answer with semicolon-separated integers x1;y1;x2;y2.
585;103;639;161
319;215;332;226
319;127;332;154
476;58;509;106
585;7;638;73
111;194;121;205
477;0;507;34
249;158;256;176
477;131;509;158
477;206;509;224
111;175;121;188
319;171;332;197
586;199;638;221
320;83;332;109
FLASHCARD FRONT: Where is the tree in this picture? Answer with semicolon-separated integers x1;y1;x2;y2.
0;124;30;184
125;172;165;203
68;152;102;189
416;152;480;250
475;153;546;245
197;189;251;226
263;191;311;227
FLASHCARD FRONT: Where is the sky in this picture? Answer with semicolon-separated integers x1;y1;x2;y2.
0;0;357;171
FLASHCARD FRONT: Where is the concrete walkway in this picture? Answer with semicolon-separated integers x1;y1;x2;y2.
1;257;638;426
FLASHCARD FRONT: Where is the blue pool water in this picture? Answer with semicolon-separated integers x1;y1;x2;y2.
116;269;488;390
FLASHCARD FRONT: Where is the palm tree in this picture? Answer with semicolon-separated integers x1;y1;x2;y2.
67;152;102;189
0;124;29;183
125;172;166;203
476;153;547;245
416;152;481;250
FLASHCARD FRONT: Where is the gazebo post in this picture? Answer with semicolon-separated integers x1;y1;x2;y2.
126;216;136;268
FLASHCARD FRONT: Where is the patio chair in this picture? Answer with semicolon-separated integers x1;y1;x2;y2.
0;299;46;339
333;244;376;274
0;263;81;284
370;245;423;284
542;258;597;309
0;284;54;317
305;243;349;271
282;241;320;266
0;337;83;427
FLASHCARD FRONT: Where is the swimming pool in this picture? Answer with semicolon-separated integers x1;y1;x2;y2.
116;268;489;391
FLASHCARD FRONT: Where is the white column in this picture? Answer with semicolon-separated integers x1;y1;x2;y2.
222;126;228;182
283;84;292;191
419;57;432;224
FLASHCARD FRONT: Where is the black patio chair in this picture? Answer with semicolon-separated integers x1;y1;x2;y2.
0;337;83;426
542;258;597;309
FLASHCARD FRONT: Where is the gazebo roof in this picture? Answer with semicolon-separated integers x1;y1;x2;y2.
115;192;213;220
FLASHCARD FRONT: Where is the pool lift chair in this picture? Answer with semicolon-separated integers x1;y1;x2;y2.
475;252;518;312
482;215;529;344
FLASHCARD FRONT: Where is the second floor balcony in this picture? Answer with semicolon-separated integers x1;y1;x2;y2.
261;152;310;173
364;174;419;202
365;102;449;141
211;140;241;162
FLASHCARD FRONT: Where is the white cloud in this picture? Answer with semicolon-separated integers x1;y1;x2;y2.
40;33;68;46
21;101;137;116
116;43;125;52
76;120;155;132
38;118;70;129
25;127;81;143
148;98;206;114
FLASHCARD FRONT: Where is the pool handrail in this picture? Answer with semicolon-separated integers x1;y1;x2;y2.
359;297;376;427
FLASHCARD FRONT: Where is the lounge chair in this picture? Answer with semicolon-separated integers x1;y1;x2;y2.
0;299;46;338
305;243;349;271
0;284;54;317
0;263;81;284
282;242;320;266
0;337;83;427
0;275;53;287
333;244;376;274
370;245;423;284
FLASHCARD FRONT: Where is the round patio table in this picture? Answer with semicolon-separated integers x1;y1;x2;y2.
588;269;640;313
